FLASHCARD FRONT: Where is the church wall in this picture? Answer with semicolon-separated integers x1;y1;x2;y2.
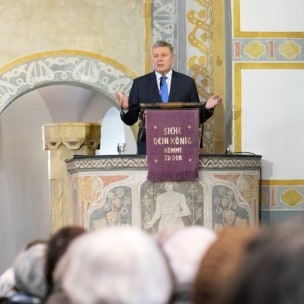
0;0;303;274
230;0;304;224
0;0;146;75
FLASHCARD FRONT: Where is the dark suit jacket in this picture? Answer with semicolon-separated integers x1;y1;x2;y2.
120;70;213;154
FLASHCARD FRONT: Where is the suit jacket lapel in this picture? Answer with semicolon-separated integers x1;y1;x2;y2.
147;72;162;103
168;70;178;102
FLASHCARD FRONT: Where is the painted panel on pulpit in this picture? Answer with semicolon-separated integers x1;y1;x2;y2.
212;184;251;230
210;172;259;230
141;181;204;234
89;185;133;230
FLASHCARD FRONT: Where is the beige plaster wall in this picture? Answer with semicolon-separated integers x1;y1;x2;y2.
0;0;146;74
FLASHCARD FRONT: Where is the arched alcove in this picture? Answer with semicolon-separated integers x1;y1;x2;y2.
0;51;138;273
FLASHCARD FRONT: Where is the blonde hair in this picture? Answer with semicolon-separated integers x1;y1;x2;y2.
152;40;174;53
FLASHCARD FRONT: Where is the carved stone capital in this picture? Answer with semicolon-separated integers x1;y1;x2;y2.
42;122;101;151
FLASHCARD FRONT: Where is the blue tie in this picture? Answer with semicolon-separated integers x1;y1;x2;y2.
160;76;168;103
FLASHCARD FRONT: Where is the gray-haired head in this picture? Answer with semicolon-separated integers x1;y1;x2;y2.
159;226;217;286
0;267;15;297
152;40;174;54
56;226;173;304
13;243;48;299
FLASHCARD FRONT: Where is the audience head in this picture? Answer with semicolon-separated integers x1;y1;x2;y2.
0;268;15;298
217;216;304;304
45;225;86;294
54;226;173;304
192;225;259;304
13;218;304;304
157;226;217;287
13;242;48;300
24;239;47;250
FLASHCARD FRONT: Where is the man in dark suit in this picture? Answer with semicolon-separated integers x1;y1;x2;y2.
116;40;222;154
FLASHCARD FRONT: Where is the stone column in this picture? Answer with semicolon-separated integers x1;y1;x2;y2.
42;122;101;232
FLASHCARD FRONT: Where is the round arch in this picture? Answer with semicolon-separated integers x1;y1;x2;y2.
0;50;138;114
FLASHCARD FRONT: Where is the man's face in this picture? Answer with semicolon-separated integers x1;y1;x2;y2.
152;46;174;75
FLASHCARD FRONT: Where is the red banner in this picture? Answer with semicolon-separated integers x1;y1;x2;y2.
146;109;200;182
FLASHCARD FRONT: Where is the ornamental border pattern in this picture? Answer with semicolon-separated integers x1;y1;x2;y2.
0;54;134;114
186;0;216;153
261;185;304;210
233;38;304;62
66;156;261;173
152;0;176;47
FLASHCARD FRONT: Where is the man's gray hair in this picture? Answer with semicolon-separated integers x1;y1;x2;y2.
13;243;48;299
152;40;174;53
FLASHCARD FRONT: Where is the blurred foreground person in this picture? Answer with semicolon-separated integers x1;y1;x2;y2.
45;225;86;297
54;226;173;304
11;242;48;304
157;226;216;303
217;216;304;304
0;268;15;299
192;226;259;304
